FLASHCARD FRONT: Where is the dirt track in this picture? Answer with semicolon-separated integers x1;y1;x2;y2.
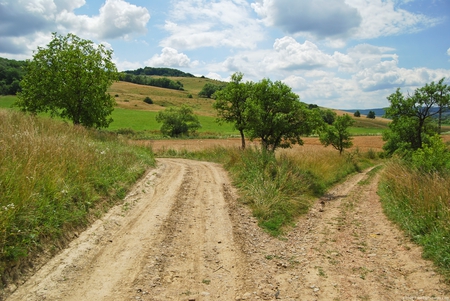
6;159;450;300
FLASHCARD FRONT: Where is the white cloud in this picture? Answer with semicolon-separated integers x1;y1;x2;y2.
0;0;150;56
251;0;442;45
251;0;361;39
160;0;264;50
347;0;442;40
145;47;198;68
447;48;450;56
270;37;338;70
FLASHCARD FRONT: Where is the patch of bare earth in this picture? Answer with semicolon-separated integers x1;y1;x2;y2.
5;160;449;301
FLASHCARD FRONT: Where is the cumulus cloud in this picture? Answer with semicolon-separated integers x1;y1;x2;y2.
270;37;338;70
0;0;150;56
145;47;198;68
160;0;264;50
347;0;442;40
447;48;450;56
251;0;441;44
251;0;361;39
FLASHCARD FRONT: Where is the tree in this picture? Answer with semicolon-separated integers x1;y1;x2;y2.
366;110;376;119
383;79;449;155
246;78;321;152
198;82;223;98
155;105;201;137
320;109;337;125
213;72;251;149
354;110;361;117
16;33;118;128
319;114;355;154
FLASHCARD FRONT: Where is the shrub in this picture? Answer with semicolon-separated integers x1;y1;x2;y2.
143;96;153;104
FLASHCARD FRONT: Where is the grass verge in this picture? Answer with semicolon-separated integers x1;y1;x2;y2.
379;161;450;280
0;110;155;286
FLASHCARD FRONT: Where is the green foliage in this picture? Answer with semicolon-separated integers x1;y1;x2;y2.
119;73;184;90
198;82;224;98
246;78;322;152
0;110;155;281
411;135;450;173
213;72;251;149
0;57;26;95
320;114;355;154
354;110;361;117
366;110;376;119
320;108;337;125
123;66;194;77
156;105;201;137
16;33;118;129
383;79;450;155
143;96;153;104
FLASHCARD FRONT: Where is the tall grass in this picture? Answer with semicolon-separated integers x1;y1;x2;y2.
379;161;450;278
159;145;375;236
0;110;155;283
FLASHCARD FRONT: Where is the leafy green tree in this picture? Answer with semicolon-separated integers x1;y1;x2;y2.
320;109;337;125
16;33;118;128
213;72;251;149
423;78;449;134
198;82;223;98
319;114;355;154
383;79;449;155
354;110;361;117
155;105;201;137
246;78;321;152
366;110;376;119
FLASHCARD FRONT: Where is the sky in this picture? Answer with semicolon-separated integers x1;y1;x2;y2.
1;0;450;109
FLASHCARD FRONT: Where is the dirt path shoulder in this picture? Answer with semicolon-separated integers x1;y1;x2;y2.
5;160;449;301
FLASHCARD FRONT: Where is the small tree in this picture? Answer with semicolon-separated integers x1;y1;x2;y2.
155;105;201;137
354;110;361;117
367;110;376;119
213;72;251;149
246;78;321;152
198;82;223;98
320;109;337;125
320;114;355;154
16;33;118;128
383;79;449;155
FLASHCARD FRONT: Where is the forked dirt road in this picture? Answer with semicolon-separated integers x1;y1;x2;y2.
6;159;450;300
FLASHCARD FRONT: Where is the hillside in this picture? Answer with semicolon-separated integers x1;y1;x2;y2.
108;81;391;134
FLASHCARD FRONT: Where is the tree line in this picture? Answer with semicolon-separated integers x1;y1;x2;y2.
118;73;184;90
0;57;26;95
123;67;194;77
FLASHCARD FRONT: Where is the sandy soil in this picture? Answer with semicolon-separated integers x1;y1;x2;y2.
5;159;450;300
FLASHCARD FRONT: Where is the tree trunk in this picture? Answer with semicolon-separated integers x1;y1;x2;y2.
239;130;246;150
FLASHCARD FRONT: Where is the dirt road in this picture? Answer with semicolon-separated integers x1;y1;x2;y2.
6;159;449;300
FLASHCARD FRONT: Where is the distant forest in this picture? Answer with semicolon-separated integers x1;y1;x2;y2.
0;57;26;95
119;67;196;91
123;67;195;77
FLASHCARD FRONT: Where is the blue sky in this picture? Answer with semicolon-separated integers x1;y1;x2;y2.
1;0;449;109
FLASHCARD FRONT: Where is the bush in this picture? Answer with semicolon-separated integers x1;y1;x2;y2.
143;96;153;104
155;105;201;137
411;135;450;173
